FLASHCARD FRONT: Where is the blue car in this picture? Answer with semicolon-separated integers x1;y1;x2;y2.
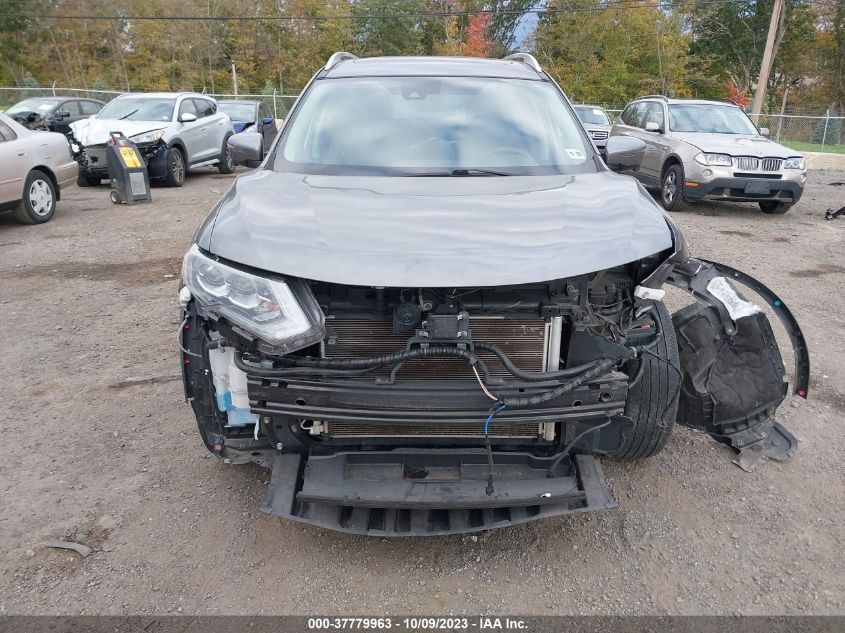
217;100;276;160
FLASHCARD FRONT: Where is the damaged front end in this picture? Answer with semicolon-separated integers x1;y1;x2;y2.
178;241;808;536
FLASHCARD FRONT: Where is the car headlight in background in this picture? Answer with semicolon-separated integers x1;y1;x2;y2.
182;244;325;354
129;129;165;144
693;153;733;167
784;156;805;170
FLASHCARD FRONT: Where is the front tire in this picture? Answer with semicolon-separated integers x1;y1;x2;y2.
13;170;56;225
660;164;690;212
759;201;792;215
164;146;186;187
217;135;234;174
613;302;680;460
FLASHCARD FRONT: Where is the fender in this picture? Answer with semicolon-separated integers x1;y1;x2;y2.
664;257;809;471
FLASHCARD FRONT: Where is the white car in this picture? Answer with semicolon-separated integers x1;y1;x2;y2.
70;92;235;187
0;113;77;224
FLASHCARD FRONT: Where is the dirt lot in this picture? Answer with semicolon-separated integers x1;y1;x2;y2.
1;168;843;616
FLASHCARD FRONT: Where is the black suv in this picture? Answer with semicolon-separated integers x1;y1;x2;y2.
179;53;808;536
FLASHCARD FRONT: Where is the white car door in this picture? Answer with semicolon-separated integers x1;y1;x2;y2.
192;98;227;162
175;97;205;164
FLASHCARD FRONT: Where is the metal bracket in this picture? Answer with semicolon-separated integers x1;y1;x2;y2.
729;420;799;472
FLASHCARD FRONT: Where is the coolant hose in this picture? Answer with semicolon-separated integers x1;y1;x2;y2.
500;356;626;409
473;341;602;381
234;345;484;376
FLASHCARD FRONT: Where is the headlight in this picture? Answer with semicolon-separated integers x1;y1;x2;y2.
182;244;325;354
693;152;732;167
784;156;805;170
129;129;165;144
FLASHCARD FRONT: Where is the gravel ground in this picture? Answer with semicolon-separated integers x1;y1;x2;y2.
0;168;843;616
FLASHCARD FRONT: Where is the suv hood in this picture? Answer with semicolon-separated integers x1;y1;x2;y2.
70;118;167;146
671;132;799;158
203;170;673;287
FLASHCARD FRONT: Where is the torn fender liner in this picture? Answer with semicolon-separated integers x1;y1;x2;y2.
667;258;808;468
260;451;616;536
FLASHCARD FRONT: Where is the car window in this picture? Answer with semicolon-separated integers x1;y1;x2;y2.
0;120;17;142
574;106;610;126
260;105;272;121
192;98;215;118
79;100;100;115
668;104;759;134
275;76;596;177
621;103;644;127
643;103;664;129
98;97;176;122
179;98;199;118
60;101;81;116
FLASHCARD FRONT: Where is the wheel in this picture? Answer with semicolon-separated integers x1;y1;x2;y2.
109;190;120;204
660;164;689;212
217;135;234;174
163;146;186;187
612;302;681;460
13;170;56;224
76;173;102;187
759;201;792;215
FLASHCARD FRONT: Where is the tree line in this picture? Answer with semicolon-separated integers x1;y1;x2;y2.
1;0;842;115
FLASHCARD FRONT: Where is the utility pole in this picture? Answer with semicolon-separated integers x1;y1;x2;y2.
231;61;238;97
751;0;785;120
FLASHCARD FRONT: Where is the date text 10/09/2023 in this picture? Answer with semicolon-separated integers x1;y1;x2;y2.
307;617;529;630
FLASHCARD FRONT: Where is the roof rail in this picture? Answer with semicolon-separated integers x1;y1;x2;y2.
324;51;358;71
503;53;542;74
636;95;668;101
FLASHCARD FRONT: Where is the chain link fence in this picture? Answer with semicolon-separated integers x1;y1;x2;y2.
0;86;299;121
2;86;844;153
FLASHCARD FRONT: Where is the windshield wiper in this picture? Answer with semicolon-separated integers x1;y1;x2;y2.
410;168;513;177
118;109;139;120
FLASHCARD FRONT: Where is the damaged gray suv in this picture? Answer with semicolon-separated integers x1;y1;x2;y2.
179;53;809;536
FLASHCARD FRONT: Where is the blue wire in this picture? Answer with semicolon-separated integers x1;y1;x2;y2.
484;403;507;435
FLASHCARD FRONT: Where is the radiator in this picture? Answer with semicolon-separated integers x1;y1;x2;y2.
323;316;548;380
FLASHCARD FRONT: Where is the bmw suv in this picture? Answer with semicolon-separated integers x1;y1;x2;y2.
178;54;808;536
70;92;235;187
611;96;806;214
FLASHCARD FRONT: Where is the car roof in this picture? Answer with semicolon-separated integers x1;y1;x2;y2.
115;92;214;100
324;56;544;80
218;100;259;106
632;96;737;107
573;104;606;109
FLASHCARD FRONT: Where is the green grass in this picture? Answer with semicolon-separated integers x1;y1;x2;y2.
781;141;845;155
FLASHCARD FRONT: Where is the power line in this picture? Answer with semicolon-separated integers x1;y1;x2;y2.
0;0;753;22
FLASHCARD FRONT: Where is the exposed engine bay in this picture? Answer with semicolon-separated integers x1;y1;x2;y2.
179;251;808;536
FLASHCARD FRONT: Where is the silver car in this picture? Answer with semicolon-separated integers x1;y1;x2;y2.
573;104;611;157
70;93;236;187
0;113;77;224
610;96;807;214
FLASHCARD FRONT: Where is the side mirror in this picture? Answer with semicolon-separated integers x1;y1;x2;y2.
604;136;646;171
179;112;197;123
262;117;275;126
644;121;662;133
228;132;263;166
55;110;70;120
759;127;770;137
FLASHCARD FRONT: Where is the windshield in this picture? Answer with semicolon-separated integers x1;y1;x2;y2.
668;104;759;134
97;97;175;122
7;99;58;114
219;103;255;122
574;106;610;126
274;76;595;176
